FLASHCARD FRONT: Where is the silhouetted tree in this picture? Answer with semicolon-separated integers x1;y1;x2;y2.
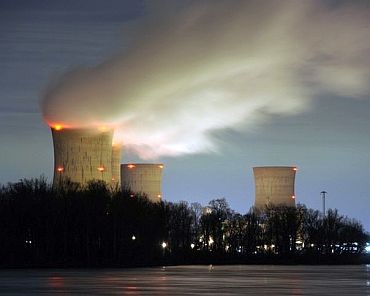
0;178;368;267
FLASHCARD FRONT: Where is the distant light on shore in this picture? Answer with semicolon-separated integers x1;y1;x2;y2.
366;243;370;254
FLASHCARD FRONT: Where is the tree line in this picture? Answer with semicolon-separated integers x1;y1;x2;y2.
0;178;368;267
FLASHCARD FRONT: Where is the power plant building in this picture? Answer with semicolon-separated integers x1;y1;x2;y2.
121;163;164;202
253;166;297;208
51;127;121;186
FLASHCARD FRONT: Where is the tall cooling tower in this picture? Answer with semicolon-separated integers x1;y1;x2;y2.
121;163;164;202
51;127;118;186
111;144;122;187
253;166;297;208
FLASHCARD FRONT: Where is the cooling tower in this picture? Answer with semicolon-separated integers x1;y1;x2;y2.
253;166;297;208
121;163;164;202
51;127;117;186
111;144;122;187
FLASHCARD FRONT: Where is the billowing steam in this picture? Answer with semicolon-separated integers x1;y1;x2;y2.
41;0;370;159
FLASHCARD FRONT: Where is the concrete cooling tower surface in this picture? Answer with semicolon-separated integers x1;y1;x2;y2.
51;128;120;186
121;163;164;202
253;166;297;208
111;144;122;187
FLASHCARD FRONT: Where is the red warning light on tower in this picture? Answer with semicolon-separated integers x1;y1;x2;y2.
54;124;63;131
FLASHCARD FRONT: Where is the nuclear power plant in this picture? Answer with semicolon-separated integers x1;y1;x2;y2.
253;166;297;208
120;163;164;202
50;125;164;201
51;127;121;186
50;127;298;207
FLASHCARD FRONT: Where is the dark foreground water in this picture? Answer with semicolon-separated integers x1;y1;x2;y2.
0;265;369;295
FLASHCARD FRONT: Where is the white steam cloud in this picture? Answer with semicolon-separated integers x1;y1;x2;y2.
41;0;370;159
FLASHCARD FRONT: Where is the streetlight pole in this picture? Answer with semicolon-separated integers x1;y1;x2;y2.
321;191;327;217
161;241;167;260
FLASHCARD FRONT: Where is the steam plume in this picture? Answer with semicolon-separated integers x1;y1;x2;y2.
41;0;370;159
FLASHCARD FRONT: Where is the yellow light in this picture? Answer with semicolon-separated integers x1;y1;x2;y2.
54;125;63;131
157;194;161;198
57;167;64;172
158;165;164;169
293;167;298;171
127;164;135;169
292;195;296;199
98;167;105;172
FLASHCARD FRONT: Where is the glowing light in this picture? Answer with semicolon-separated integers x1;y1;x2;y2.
132;235;136;241
365;244;370;254
161;242;167;249
54;125;63;131
291;195;296;199
57;167;64;172
99;126;107;131
130;194;134;198
190;243;195;249
158;165;164;169
127;164;136;169
293;167;298;171
98;167;105;172
157;194;161;198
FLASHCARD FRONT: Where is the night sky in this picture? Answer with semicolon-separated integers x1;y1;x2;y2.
1;1;370;231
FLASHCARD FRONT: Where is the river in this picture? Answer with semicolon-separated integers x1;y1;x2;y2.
0;265;369;295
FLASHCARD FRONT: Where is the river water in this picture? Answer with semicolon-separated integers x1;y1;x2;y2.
0;265;369;295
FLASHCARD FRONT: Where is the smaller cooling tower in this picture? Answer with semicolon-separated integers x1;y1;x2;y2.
253;166;297;208
121;163;164;202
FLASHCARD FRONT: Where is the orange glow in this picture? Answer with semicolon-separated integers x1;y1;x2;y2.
99;126;107;132
292;195;296;199
54;124;63;131
293;167;298;171
158;165;164;169
97;167;105;172
57;167;64;172
127;164;136;169
157;194;161;198
48;276;64;288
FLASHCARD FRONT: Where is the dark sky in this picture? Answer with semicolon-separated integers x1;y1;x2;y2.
1;0;370;231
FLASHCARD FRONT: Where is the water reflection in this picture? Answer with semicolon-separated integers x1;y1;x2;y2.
0;265;368;295
47;276;64;289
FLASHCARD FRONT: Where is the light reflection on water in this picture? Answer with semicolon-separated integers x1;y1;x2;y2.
0;265;369;295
